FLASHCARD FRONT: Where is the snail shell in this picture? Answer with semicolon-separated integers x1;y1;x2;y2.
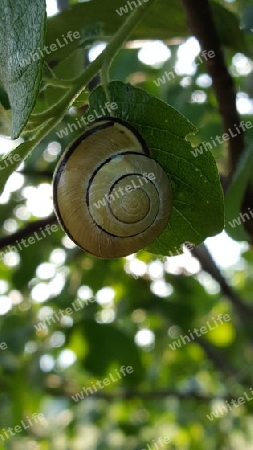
53;117;173;258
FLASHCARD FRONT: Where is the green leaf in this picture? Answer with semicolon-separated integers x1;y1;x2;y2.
225;142;253;241
82;321;143;383
46;0;247;65
210;1;248;54
0;316;34;354
87;81;224;256
0;0;46;138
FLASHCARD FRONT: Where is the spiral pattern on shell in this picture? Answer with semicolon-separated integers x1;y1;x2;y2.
53;118;173;258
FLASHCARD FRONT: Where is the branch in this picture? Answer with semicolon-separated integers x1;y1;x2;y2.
32;0;159;123
45;386;234;402
0;214;57;250
19;169;53;178
191;243;253;330
195;336;238;376
181;0;244;175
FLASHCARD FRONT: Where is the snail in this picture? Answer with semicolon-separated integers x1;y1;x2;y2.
53;117;173;258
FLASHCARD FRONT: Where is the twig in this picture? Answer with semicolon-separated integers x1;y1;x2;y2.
0;214;57;250
195;336;238;375
19;169;53;178
181;0;244;175
45;386;234;402
191;243;253;327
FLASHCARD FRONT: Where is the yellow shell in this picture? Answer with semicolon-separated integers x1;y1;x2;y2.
53;118;173;258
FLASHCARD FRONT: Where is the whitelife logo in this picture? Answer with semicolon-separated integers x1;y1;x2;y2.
93;172;156;209
228;208;253;228
19;31;80;68
116;0;149;16
153;49;215;87
169;314;231;350
191;121;252;157
206;387;253;421
141;436;171;450
0;153;21;171
0;413;45;442
56;102;118;139
34;297;95;333
72;366;134;402
0;223;58;262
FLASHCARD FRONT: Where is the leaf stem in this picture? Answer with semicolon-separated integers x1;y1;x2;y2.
31;0;159;123
43;77;73;88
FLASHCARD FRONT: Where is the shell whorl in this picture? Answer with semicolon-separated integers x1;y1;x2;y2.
53;118;172;258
